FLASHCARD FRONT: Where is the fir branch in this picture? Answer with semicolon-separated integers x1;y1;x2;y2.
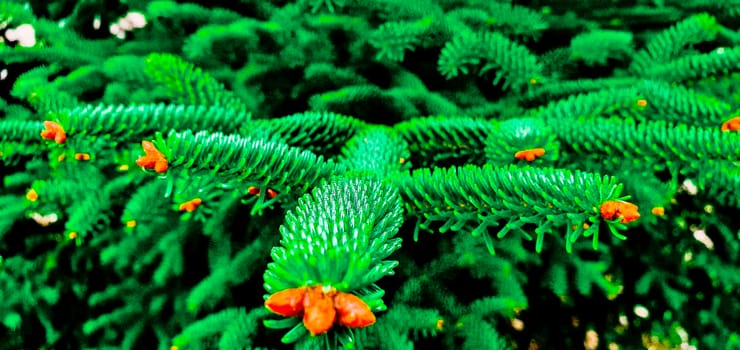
636;80;733;126
691;160;740;208
484;118;560;166
144;53;249;113
394;116;494;167
394;164;632;254
549;117;740;174
339;126;410;176
643;46;740;82
438;31;543;90
369;17;435;62
523;77;640;102
56;103;250;145
478;2;549;40
0;120;44;145
186;236;269;313
155;129;339;196
529;87;644;121
307;85;420;121
569;29;634;66
263;177;403;293
244;111;366;157
630;13;720;73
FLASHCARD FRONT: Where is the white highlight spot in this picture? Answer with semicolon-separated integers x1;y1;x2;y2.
692;228;714;250
680;179;698;195
5;23;36;47
634;305;649;318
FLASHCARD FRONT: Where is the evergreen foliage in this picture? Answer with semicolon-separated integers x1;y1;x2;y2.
1;0;739;349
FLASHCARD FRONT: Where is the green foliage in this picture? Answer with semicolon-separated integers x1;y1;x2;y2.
484;118;560;166
569;30;634;66
245;111;366;157
394;164;629;254
630;13;720;73
438;31;543;90
395;116;494;167
56;103;250;145
2;1;740;350
144;53;249;112
263;177;403;293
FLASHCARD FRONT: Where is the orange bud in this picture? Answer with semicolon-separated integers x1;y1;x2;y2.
68;232;78;240
303;286;337;335
334;292;376;329
178;198;202;212
436;319;444;330
514;148;546;162
651;207;665;216
265;287;307;317
636;99;648;107
248;186;260;196
126;220;137;228
74;153;91;161
40;121;66;144
600;200;640;224
721;117;740;132
266;188;278;199
136;141;168;173
26;189;38;201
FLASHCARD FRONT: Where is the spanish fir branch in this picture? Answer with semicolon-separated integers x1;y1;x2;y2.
529;87;644;121
635;80;734;126
172;308;257;348
144;53;249;113
522;77;640;102
55;103;250;145
186;235;269;313
630;13;720;73
569;29;634;66
0;120;44;159
263;177;402;343
156;129;339;196
369;17;435;62
373;305;443;344
394;116;495;167
263;177;403;293
690;160;740;208
642;46;740;82
0;196;25;240
244;111;366;157
549;117;740;174
438;31;543;91
471;2;549;40
484;118;560;167
217;308;271;350
307;85;420;120
458;316;509;350
393;164;632;254
51;65;106;99
338;126;410;176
